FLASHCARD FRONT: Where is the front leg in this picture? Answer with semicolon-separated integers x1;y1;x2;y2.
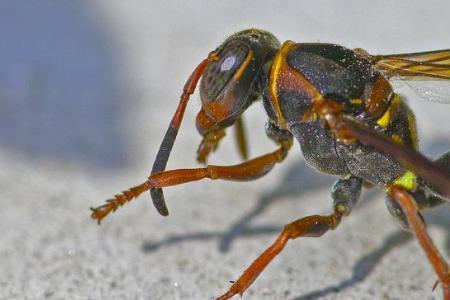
91;139;292;223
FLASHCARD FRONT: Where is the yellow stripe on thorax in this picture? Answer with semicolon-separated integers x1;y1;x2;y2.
269;41;296;129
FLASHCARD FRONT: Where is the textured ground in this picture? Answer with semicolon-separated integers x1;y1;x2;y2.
1;1;450;300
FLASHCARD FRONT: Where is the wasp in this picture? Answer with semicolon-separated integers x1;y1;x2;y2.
91;29;450;299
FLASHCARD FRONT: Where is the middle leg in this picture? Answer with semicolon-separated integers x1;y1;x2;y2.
215;211;343;300
216;176;362;300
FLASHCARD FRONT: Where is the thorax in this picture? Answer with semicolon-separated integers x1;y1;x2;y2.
262;41;393;130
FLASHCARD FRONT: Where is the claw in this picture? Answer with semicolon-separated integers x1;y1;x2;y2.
433;279;440;291
432;274;450;293
90;207;103;225
215;290;238;300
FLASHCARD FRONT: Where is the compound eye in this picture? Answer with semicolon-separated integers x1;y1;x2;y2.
201;40;249;101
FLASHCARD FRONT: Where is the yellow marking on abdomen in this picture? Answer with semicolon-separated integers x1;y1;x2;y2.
390;170;417;192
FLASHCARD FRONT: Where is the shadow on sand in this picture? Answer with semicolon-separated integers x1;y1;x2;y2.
142;138;450;299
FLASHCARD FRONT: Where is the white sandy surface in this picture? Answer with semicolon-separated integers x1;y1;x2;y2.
1;1;450;299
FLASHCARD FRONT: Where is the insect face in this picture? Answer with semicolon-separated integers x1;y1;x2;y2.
196;29;280;135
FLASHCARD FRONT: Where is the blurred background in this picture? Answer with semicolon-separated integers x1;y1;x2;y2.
0;1;449;299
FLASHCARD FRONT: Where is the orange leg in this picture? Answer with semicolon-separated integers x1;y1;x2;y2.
196;115;248;164
389;186;450;300
196;128;226;164
91;140;291;223
215;211;343;300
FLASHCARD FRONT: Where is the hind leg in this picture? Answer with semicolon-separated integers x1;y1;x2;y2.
385;187;440;230
389;185;450;300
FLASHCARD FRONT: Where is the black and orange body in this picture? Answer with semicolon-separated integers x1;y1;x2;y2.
264;42;392;128
263;41;418;187
91;29;450;300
